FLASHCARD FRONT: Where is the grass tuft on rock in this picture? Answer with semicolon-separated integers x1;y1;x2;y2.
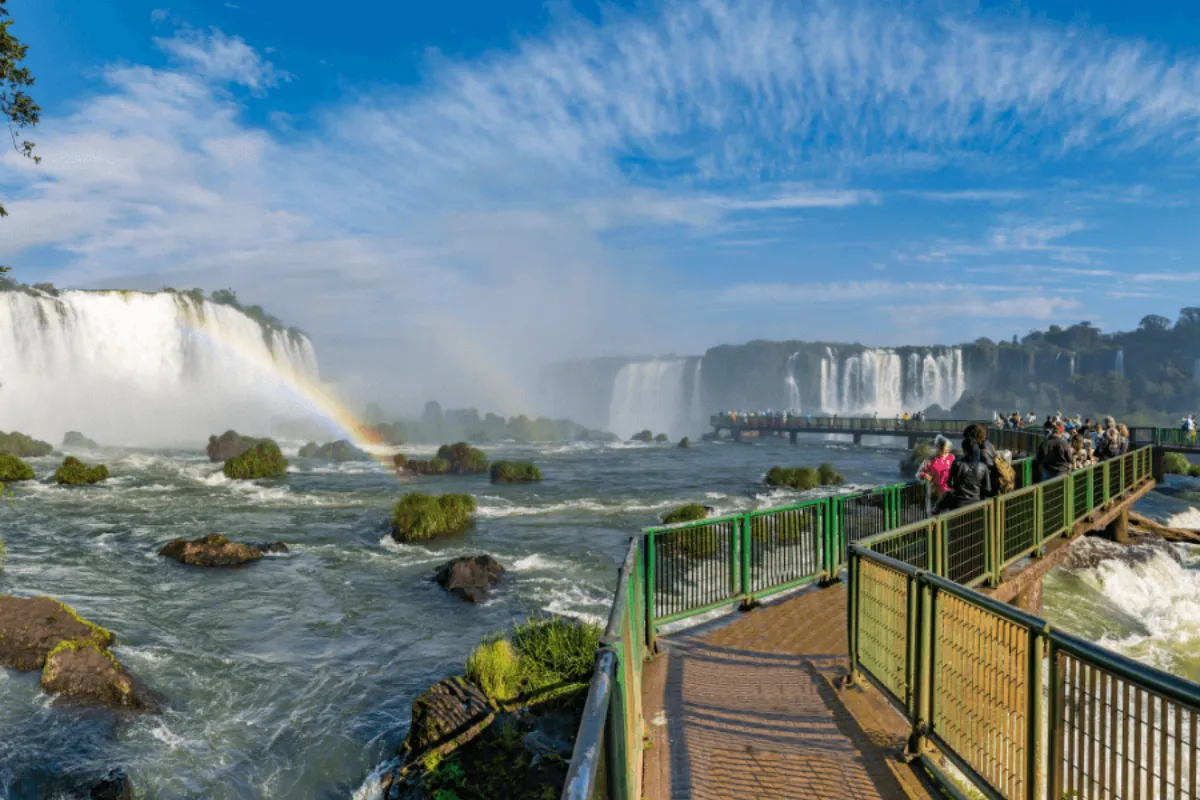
1164;452;1192;475
465;637;521;703
223;440;288;480
0;453;35;483
765;466;819;491
817;463;845;486
490;461;543;484
391;493;477;542
406;457;451;476
661;504;709;525
654;433;669;443
53;456;109;485
510;616;602;700
678;436;691;448
436;442;490;475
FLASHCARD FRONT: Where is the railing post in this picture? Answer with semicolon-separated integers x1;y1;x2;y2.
1027;624;1046;800
1034;486;1044;549
991;499;1003;587
846;549;860;683
730;515;742;597
740;513;753;606
1047;639;1063;800
907;574;934;759
644;533;656;653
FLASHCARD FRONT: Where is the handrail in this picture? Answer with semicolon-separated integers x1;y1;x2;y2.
561;650;615;800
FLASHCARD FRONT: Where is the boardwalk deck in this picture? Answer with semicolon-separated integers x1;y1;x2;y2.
641;585;935;800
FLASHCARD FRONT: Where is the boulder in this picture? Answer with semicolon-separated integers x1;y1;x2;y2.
223;440;288;480
0;596;115;671
298;439;371;462
434;556;504;603
489;461;543;484
159;534;266;566
206;430;260;462
41;641;161;712
402;677;496;760
0;453;34;482
63;431;99;449
89;769;134;800
54;456;109;485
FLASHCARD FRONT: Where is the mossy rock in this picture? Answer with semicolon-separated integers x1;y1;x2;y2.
1190;465;1200;478
223;440;288;480
654;433;669;443
0;430;53;458
818;463;845;486
53;456;109;485
657;506;720;558
630;430;653;443
0;453;35;482
159;534;269;567
205;429;260;462
678;437;691;449
765;466;820;491
406;457;452;476
391;493;477;542
392;453;408;470
41;640;161;711
436;442;490;475
490;461;543;484
298;439;370;462
1164;452;1191;475
62;431;99;449
661;503;709;525
0;595;115;671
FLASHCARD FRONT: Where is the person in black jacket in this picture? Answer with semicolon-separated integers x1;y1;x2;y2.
1038;423;1073;481
935;439;992;513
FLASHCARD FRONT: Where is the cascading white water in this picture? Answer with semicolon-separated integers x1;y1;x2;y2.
784;352;802;411
689;358;704;425
608;359;688;439
0;289;321;445
1115;349;1125;377
821;348;964;416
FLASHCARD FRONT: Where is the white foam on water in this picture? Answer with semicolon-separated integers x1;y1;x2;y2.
351;760;397;800
1167;507;1200;529
510;554;570;571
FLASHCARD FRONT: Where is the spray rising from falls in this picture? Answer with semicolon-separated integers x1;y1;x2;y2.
785;352;802;412
0;289;330;445
690;358;704;426
819;348;964;416
608;359;688;439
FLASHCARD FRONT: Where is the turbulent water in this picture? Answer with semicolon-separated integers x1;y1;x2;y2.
2;435;1198;799
607;360;690;439
0;290;319;445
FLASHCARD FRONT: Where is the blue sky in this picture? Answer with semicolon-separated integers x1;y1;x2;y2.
3;0;1200;406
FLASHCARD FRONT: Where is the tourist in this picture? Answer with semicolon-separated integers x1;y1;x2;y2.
1117;424;1131;455
919;436;955;499
935;439;992;512
1037;423;1073;481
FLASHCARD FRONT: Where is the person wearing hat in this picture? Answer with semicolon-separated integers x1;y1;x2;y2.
1038;421;1073;481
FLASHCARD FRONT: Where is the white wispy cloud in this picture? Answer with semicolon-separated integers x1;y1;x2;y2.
154;27;287;93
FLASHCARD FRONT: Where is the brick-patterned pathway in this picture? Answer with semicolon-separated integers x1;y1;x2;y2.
641;584;935;800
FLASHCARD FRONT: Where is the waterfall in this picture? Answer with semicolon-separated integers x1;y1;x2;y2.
0;289;321;445
1115;349;1125;377
690;358;704;425
820;348;964;416
1195;357;1200;384
608;359;689;439
785;352;802;411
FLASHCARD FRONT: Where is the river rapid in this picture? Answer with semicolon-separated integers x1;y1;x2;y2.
0;435;1197;799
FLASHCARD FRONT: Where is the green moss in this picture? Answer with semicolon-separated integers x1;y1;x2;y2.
53;456;109;485
465;637;521;703
661;504;709;525
437;443;490;475
41;597;115;649
0;453;35;482
817;463;845;486
653;433;669;443
1164;452;1191;475
490;461;543;484
765;466;820;490
391;493;477;542
223;440;288;480
0;430;53;458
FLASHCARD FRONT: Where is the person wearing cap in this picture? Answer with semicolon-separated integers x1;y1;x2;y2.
1037;422;1074;482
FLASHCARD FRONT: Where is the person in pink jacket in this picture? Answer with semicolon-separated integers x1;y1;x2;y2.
919;435;955;498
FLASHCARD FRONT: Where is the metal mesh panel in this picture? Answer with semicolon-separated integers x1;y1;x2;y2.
1108;459;1123;500
1054;651;1200;800
944;504;989;585
934;592;1030;799
897;482;930;526
857;558;911;707
839;491;888;550
1001;488;1038;566
1073;468;1092;520
650;519;737;620
1093;465;1107;508
868;523;931;570
749;505;822;594
1041;476;1069;541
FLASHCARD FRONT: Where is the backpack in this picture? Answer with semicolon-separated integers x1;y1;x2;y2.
994;452;1016;494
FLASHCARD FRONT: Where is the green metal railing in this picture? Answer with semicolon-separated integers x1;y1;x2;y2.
711;414;992;433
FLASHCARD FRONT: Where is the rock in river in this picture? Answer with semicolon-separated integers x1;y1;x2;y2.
41;641;161;712
159;533;285;566
433;555;504;603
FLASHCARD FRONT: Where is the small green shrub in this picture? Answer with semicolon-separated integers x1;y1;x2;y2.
817;463;845;486
900;441;932;477
0;430;53;457
490;461;543;484
678;437;691;449
1189;465;1200;478
511;616;602;697
0;453;35;482
661;504;708;525
298;439;369;461
436;442;489;474
1164;452;1191;475
654;433;669;443
406;458;451;475
53;456;109;485
765;466;819;490
391;493;477;542
465;637;520;703
223;440;288;479
630;430;653;443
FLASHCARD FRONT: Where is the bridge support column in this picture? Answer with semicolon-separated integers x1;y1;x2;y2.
732;429;742;443
1102;508;1131;545
1153;446;1166;483
853;432;863;446
908;435;919;450
789;431;798;445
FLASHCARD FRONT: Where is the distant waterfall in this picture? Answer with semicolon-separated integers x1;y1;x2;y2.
820;348;964;416
689;358;704;425
1196;357;1200;384
1115;349;1125;377
785;352;802;411
0;289;320;444
608;360;689;439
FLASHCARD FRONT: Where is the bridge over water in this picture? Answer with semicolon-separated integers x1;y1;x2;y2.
562;425;1199;800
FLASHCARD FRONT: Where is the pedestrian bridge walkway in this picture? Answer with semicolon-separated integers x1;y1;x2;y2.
561;432;1197;800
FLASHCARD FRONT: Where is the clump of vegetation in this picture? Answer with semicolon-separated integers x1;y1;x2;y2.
297;440;370;461
1164;452;1192;475
900;440;933;477
1190;465;1200;478
53;457;108;485
391;493;477;542
223;440;288;480
662;504;709;525
205;429;262;462
436;442;489;474
765;466;820;490
406;457;451;475
0;430;53;458
465;637;520;703
678;436;691;449
817;463;845;486
510;616;602;700
630;430;653;443
490;461;543;484
654;433;669;443
0;453;35;482
392;453;408;470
